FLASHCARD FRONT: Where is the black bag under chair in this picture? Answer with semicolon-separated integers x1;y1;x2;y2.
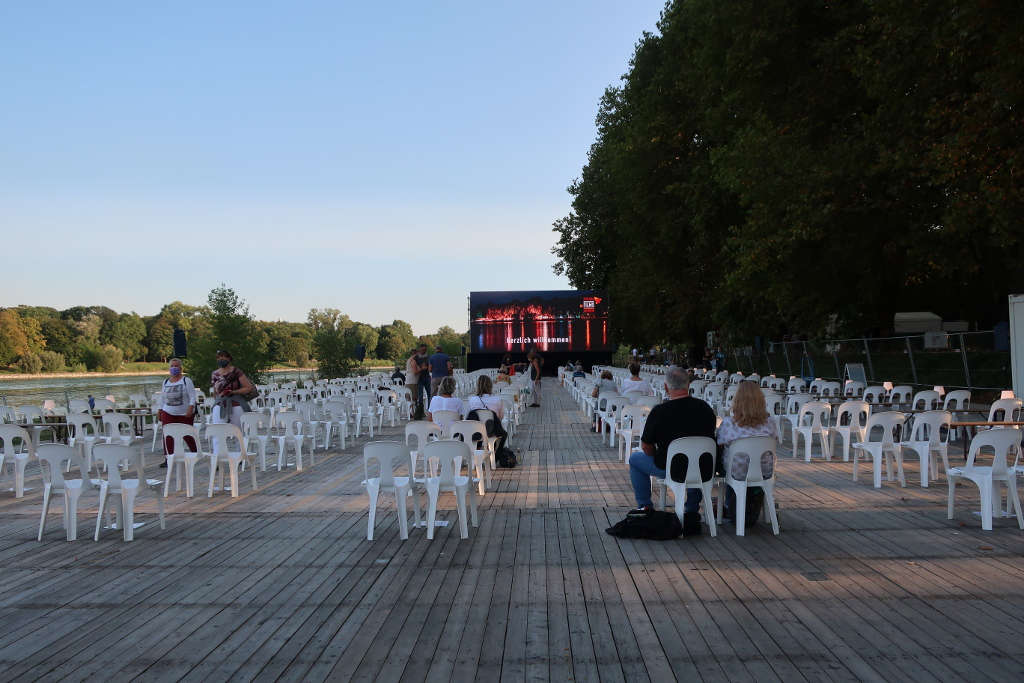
605;510;684;540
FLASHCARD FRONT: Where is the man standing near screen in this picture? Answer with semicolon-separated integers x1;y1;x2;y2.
429;345;449;396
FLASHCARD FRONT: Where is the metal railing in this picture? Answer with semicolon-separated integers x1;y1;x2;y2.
727;330;1010;392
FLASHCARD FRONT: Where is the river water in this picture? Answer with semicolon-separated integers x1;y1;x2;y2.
0;369;317;407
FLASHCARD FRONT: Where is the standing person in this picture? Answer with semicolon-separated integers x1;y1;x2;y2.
210;350;255;428
405;348;421;408
415;343;431;402
158;358;197;464
527;349;543;407
627;366;716;536
429;345;450;396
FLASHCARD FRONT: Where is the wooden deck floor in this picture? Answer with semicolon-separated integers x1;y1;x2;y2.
2;380;1024;681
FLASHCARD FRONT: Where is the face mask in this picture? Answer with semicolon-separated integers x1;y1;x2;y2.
217;359;229;368
169;366;181;376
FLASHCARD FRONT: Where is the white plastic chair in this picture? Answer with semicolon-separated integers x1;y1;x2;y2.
794;401;831;462
831;400;870;462
716;436;780;536
430;410;461;438
17;405;58;449
101;412;136;446
363;441;420;541
206;423;259;497
820;381;842;398
863;386;886;405
889;386;913;408
910;390;942;411
900;410;951;487
617;405;651;462
947;429;1023;531
851;412;906;488
239;412;272;471
93;398;116;413
273;411;311;471
450;420;491;495
162;423;201;497
763;391;786;439
351;393;379;437
987;398;1022;424
467;408;501;469
36;444;90;541
787;378;807;394
0;425;34;498
658;436;717;537
92;443;166;541
422;440;478;540
844;381;865;398
599;396;629;447
722;385;740;416
323;399;350;450
782;394;812;447
405;420;441;484
943;389;971;412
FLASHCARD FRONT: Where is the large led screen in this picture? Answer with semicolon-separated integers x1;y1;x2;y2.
469;290;611;353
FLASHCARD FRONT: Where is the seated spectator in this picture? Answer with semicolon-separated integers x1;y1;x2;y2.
591;370;618;398
495;372;511;385
427;376;463;421
572;363;586;378
717;381;776;520
465;375;508;453
628;366;716;536
620;362;652;397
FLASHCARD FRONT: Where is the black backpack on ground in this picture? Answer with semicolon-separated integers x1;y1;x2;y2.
496;447;517;468
605;511;683;540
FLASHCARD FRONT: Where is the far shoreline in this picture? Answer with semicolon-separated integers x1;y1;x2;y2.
0;366;394;382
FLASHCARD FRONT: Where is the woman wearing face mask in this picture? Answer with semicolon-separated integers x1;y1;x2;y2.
210;350;254;427
159;358;197;460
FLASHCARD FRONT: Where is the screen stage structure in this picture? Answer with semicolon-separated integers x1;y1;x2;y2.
467;290;613;374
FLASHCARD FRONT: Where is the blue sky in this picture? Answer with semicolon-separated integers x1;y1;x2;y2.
1;1;666;334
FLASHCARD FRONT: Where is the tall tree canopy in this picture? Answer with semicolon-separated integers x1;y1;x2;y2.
553;0;1024;348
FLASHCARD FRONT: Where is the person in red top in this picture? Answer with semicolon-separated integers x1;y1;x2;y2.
210;349;255;428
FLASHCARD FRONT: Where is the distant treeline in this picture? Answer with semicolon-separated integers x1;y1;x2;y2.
0;294;466;375
552;0;1024;349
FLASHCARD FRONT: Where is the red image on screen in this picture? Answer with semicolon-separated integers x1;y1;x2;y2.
469;290;610;353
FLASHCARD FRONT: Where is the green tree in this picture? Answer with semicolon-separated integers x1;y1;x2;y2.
40;318;76;360
106;313;147;361
185;285;272;388
146;318;175;361
0;309;45;366
309;309;359;378
377;319;417;362
552;0;1024;348
347;322;379;359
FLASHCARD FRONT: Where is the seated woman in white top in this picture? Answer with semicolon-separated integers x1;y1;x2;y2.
465;375;507;453
716;381;777;520
465;375;504;421
620;362;652;397
591;370;618;398
427;376;464;422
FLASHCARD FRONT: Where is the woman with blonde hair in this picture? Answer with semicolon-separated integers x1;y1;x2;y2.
717;380;777;521
427;376;463;422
